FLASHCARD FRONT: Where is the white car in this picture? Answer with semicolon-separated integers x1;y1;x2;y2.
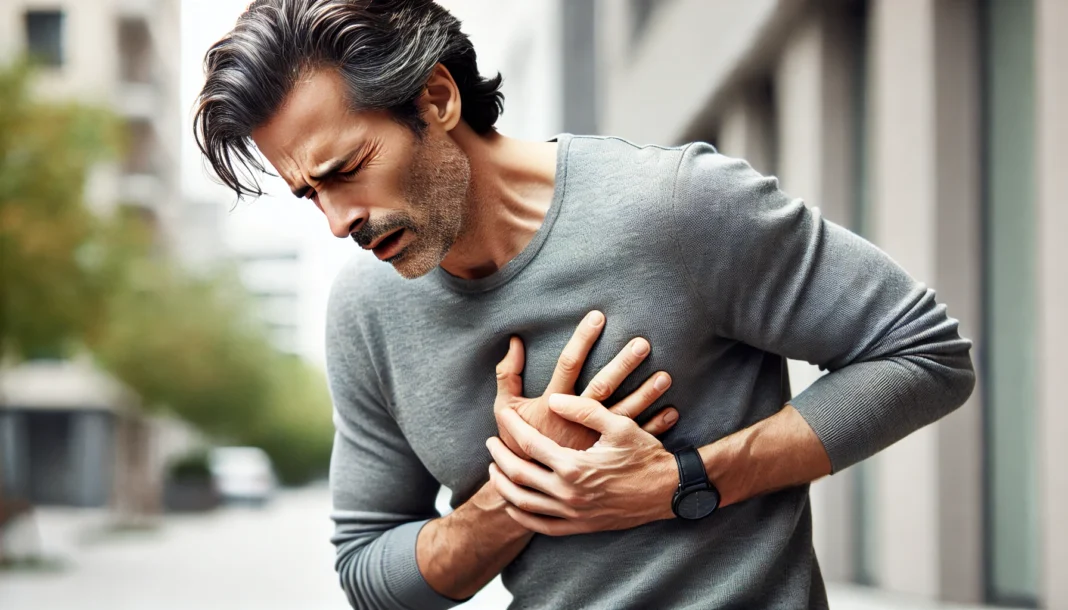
208;447;278;506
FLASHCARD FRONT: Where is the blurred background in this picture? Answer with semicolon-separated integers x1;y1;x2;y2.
0;0;1064;609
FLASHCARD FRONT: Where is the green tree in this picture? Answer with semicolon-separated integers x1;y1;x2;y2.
0;62;120;359
1;61;334;485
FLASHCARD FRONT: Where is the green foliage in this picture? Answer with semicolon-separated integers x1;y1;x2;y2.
167;449;212;482
247;355;335;485
0;62;121;358
0;62;334;485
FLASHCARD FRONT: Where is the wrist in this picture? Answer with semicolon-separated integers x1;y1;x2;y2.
469;480;534;542
650;450;681;521
697;429;750;508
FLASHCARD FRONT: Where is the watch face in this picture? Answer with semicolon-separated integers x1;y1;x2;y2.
677;489;719;520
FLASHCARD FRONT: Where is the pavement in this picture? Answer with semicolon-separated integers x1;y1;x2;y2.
0;486;1012;610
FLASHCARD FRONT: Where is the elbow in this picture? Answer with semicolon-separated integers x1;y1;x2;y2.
928;346;977;422
950;352;977;411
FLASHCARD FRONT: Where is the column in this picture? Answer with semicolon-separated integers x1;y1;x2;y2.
771;5;860;582
1035;0;1068;605
869;0;939;597
869;0;984;600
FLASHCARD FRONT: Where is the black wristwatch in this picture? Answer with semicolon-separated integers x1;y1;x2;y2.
671;446;720;520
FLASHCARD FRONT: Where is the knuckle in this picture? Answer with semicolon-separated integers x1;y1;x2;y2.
510;469;529;487
564;489;588;507
586;379;610;400
642;384;661;403
557;465;580;483
556;353;580;374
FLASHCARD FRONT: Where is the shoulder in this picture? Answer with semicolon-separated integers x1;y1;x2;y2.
671;142;788;226
557;135;689;245
565;135;688;190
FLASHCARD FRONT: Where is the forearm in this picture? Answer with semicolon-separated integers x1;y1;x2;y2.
417;480;532;600
698;404;832;508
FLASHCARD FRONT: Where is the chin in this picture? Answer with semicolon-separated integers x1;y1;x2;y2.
388;244;444;280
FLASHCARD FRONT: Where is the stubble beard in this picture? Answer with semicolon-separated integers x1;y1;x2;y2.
389;134;471;280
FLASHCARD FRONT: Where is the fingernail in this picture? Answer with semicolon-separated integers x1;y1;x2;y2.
663;409;678;424
548;393;565;407
631;339;649;356
587;311;604;327
654;374;671;391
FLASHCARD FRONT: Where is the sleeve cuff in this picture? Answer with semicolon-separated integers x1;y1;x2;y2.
380;520;466;610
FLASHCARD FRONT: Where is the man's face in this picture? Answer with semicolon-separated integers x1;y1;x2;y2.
251;69;471;279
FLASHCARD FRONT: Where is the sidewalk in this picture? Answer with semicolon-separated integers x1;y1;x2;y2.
1;491;1023;610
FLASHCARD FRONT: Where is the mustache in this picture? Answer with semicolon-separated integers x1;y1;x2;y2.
350;216;417;248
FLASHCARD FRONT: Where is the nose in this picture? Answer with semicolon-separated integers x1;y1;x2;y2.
317;191;368;239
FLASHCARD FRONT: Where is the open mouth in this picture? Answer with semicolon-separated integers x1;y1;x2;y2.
372;229;407;261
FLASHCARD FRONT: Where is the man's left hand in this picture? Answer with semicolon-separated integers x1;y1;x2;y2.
486;394;678;536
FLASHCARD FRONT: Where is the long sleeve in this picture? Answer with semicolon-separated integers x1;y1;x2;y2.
325;273;458;610
670;143;975;472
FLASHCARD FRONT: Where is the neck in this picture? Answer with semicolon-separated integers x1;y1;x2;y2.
438;128;559;280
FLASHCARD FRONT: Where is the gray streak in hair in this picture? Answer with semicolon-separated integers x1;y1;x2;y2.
193;0;504;198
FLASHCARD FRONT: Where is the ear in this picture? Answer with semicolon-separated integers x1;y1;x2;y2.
419;63;462;132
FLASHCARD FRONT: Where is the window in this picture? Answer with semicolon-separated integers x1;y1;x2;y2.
24;11;64;68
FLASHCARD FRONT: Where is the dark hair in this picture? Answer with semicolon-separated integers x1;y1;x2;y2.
193;0;503;198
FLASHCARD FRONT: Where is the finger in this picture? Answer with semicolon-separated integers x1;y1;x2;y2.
496;408;574;472
580;337;651;402
489;464;577;519
544;310;605;395
504;505;584;537
547;393;631;437
486;436;565;496
608;372;672;420
495;336;526;401
640;407;679;436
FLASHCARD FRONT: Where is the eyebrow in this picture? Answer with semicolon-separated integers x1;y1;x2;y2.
290;155;353;198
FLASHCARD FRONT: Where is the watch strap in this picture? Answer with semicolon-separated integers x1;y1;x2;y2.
674;446;708;490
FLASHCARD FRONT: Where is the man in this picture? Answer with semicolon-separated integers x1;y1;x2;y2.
193;1;976;608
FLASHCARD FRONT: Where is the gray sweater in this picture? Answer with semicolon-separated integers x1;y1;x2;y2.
325;134;975;610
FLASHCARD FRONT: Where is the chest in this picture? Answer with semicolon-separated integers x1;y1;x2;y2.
371;261;730;505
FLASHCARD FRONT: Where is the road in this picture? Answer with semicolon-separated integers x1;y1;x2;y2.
0;486;1008;610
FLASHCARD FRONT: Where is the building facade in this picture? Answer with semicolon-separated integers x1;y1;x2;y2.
0;0;182;237
596;0;1066;607
0;0;197;513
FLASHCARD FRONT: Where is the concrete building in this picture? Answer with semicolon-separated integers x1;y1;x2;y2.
0;0;197;514
596;0;1066;607
0;361;138;508
0;0;182;237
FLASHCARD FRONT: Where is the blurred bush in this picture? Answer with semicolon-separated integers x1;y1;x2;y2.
166;450;213;483
0;62;333;486
0;62;119;359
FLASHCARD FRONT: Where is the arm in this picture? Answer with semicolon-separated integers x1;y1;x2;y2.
670;144;975;471
326;282;523;608
329;299;677;605
486;145;975;533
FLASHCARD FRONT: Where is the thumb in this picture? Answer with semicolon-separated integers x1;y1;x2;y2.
495;336;526;400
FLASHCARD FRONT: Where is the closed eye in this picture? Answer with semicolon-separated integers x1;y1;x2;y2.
340;161;365;179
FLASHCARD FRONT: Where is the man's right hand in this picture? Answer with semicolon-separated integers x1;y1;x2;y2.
494;310;677;458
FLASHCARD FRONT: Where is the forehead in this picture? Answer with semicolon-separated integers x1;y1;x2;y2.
251;69;389;168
